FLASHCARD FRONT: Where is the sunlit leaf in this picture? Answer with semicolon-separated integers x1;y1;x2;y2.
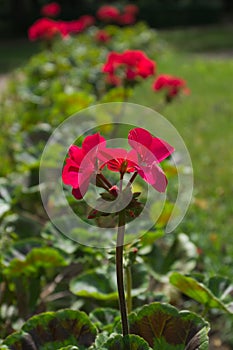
170;272;232;313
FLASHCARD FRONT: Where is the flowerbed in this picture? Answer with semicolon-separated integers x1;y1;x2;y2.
0;3;233;349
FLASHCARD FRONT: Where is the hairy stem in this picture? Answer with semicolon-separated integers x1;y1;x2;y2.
116;210;129;336
126;264;132;314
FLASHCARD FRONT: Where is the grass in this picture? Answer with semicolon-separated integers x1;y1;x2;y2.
159;24;233;52
132;26;233;277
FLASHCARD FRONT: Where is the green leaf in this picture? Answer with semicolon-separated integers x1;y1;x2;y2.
3;309;96;349
208;275;233;301
58;347;79;350
170;272;231;313
90;308;120;332
3;247;67;278
70;267;118;301
128;302;209;349
70;264;149;302
144;234;197;279
102;334;151;350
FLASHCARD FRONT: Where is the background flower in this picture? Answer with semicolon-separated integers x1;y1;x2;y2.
41;2;61;18
102;50;156;85
97;5;120;22
153;74;190;101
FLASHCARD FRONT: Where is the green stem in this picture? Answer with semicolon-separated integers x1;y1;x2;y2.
126;264;132;314
116;210;129;336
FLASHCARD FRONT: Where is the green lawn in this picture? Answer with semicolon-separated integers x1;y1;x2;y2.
159;24;233;52
132;26;233;276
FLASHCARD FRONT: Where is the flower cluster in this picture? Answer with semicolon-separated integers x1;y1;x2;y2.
95;29;111;44
28;15;95;41
153;74;190;102
102;50;155;86
62;127;174;201
97;4;139;25
41;2;61;17
28;18;65;41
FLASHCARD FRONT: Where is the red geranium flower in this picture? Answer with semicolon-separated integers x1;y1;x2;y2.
124;4;139;15
95;29;111;43
41;2;61;17
99;128;174;193
153;74;190;101
117;13;136;25
99;148;138;176
128;128;175;192
79;15;95;28
57;15;95;36
102;50;156;85
62;133;106;199
97;5;120;22
28;18;65;41
62;128;174;201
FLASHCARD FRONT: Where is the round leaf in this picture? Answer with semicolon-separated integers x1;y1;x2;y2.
102;334;151;350
3;309;96;349
128;302;209;349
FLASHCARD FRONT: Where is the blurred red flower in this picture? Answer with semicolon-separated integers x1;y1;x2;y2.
28;15;95;41
117;12;135;25
97;5;120;22
95;29;111;43
102;50;156;85
97;4;139;25
61;15;95;35
41;2;61;17
153;74;190;101
124;4;139;15
28;18;65;41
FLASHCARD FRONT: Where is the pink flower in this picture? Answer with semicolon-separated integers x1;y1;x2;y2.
41;2;61;17
95;29;111;43
102;50;156;85
153;74;190;101
62;133;106;199
97;5;120;22
128;128;174;192
28;18;64;41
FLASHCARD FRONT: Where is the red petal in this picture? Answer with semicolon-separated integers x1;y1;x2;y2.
150;137;175;163
72;175;90;199
82;133;106;155
137;163;168;193
128;127;152;149
68;145;83;163
62;159;79;187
